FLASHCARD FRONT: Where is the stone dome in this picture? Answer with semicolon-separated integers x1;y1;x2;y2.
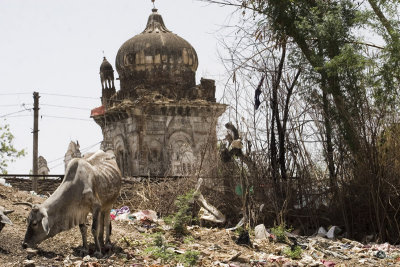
115;8;199;99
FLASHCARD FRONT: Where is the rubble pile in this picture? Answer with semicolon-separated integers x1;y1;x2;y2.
1;184;400;266
248;224;400;266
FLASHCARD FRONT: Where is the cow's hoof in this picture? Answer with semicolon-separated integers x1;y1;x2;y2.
104;243;112;251
93;251;103;259
79;248;88;257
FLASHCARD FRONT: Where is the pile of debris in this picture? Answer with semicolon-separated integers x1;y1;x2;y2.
2;182;400;266
246;223;400;266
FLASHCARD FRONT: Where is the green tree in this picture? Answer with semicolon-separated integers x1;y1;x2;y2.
0;122;26;174
204;0;400;242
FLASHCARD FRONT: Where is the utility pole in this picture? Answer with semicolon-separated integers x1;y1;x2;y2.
32;92;39;192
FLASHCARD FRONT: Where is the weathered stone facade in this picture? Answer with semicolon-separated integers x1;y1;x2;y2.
38;156;50;176
91;8;225;176
63;141;81;171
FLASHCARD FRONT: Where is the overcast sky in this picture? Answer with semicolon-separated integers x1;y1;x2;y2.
0;0;236;174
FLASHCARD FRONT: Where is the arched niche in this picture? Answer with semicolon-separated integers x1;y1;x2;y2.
113;135;129;176
144;139;164;175
168;131;196;176
127;133;139;173
148;139;163;163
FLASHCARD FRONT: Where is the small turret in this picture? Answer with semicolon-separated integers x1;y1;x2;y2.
100;57;116;106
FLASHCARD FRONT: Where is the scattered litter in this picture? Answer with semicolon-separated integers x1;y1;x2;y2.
111;206;132;220
131;210;157;222
321;259;336;267
29;190;47;198
326;226;341;239
194;178;226;223
254;224;272;240
375;250;386;259
116;206;130;215
208;244;222;251
0;178;11;187
226;217;244;231
299;254;320;266
317;226;327;237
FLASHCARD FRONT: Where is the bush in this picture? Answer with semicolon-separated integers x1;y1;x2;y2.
144;234;200;266
165;190;196;236
144;246;175;263
144;233;174;263
271;223;292;243
283;245;302;259
178;250;200;266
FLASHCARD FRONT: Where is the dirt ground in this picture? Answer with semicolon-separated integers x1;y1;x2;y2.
0;184;398;267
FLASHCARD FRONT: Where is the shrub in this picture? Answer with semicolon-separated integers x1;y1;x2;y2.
178;250;200;266
165;190;196;236
144;246;175;263
144;234;200;266
271;223;292;243
283;245;303;259
144;233;175;263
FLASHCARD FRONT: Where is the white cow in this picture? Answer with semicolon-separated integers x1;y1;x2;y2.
21;150;122;257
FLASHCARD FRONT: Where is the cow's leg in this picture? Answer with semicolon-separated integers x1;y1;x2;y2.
104;209;112;246
98;211;105;248
91;204;103;258
79;223;88;256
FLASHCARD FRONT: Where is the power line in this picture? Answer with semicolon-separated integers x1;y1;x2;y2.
0;109;30;118
0;93;31;96
48;141;102;170
49;161;65;170
6;115;31;118
41;104;91;111
41;115;92;121
0;103;32;107
40;93;99;100
80;141;102;153
47;141;101;164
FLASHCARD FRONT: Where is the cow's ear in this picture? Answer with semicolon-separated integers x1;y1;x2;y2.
42;216;50;235
1;214;12;225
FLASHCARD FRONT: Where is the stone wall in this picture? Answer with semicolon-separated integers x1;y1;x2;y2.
5;178;61;196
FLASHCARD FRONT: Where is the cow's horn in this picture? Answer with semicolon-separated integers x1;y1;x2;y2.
4;209;14;215
13;202;33;208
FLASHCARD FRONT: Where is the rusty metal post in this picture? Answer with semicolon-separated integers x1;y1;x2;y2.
32;92;40;192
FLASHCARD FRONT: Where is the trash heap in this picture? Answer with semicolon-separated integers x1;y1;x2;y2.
3;177;400;267
245;224;400;266
108;203;400;267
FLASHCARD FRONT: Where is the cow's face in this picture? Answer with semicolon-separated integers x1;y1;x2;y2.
22;205;50;248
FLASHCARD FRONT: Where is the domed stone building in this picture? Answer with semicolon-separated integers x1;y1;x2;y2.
91;8;226;177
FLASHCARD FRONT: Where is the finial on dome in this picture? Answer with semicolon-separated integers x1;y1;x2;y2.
143;7;170;33
151;0;156;9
